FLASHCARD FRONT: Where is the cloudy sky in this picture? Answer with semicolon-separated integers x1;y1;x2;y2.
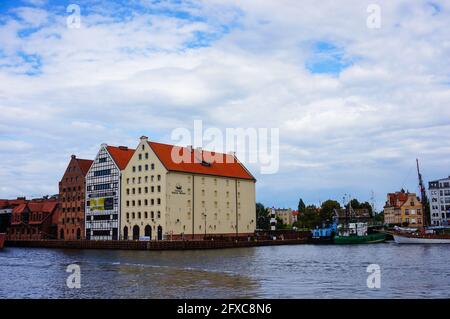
0;0;449;211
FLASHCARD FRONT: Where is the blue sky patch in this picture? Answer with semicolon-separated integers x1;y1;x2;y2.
305;41;353;75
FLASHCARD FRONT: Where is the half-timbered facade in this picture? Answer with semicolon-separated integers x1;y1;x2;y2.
85;144;134;240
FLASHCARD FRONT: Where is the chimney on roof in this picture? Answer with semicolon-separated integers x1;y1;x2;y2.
118;146;128;150
140;136;148;142
71;155;76;159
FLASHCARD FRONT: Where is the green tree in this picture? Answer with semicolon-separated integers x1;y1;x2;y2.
297;204;320;229
256;203;270;230
373;211;384;224
276;217;288;230
298;198;306;214
320;200;341;224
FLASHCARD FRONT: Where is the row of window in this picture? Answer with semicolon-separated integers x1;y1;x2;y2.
62;207;82;213
138;152;149;160
61;196;84;202
63;176;80;183
404;209;421;215
94;169;111;177
126;186;161;195
61;217;81;224
87;183;111;191
126;175;161;184
132;163;155;172
126;198;161;207
126;211;161;220
61;186;83;192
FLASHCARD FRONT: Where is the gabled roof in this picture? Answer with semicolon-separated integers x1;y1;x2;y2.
76;158;93;176
106;146;135;170
147;141;255;180
385;192;419;208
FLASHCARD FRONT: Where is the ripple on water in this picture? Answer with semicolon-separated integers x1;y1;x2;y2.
1;245;450;298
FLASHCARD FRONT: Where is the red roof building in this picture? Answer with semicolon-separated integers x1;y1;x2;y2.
85;144;135;241
7;198;59;240
147;141;255;180
0;197;27;233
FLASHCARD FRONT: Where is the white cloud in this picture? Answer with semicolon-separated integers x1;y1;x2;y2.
0;0;449;210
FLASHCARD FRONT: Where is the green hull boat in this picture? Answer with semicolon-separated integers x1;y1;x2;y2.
334;232;386;244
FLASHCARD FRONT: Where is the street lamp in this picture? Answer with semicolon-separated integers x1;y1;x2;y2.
202;212;207;240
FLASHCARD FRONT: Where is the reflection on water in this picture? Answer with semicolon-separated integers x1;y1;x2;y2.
1;243;450;299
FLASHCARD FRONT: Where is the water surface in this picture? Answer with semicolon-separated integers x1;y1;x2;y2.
1;242;449;298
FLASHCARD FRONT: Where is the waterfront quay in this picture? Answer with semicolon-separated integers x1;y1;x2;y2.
5;237;307;251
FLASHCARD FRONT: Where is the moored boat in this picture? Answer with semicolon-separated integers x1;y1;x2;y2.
0;233;5;250
393;233;450;244
334;222;386;244
334;232;386;244
393;227;450;244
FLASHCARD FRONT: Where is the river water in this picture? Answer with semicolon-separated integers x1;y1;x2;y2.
1;242;449;299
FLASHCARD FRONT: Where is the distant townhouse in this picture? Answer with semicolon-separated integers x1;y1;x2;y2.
85;144;134;240
333;207;371;225
275;208;294;226
120;136;256;241
7;198;59;240
57;155;93;240
383;191;423;227
429;177;450;226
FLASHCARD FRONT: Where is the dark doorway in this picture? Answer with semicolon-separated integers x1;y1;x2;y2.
76;228;81;240
157;225;163;241
59;228;64;240
123;226;128;240
133;225;140;240
144;225;152;239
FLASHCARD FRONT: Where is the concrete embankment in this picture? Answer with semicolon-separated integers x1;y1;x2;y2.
5;238;308;251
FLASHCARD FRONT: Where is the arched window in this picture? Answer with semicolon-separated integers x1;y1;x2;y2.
144;225;151;238
132;225;140;240
76;228;81;240
123;226;128;240
157;225;163;241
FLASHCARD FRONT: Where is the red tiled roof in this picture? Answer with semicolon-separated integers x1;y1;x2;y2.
148;141;255;180
12;203;27;214
11;200;58;225
0;198;27;209
76;158;93;176
106;146;135;170
386;192;418;208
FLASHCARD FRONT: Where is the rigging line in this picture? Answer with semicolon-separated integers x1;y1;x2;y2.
401;164;414;191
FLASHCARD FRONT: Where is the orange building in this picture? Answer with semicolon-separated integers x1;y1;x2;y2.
384;191;423;227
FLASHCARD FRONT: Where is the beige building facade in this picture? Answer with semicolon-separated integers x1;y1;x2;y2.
121;136;256;240
275;208;294;226
384;191;423;227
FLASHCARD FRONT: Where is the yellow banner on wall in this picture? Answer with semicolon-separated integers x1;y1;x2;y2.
90;197;105;211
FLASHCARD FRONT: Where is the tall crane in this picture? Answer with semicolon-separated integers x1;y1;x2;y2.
416;158;429;227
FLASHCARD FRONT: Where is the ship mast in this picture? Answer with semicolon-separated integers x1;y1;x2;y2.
416;158;429;227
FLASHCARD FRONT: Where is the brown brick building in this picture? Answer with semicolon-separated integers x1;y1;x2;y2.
7;198;59;240
58;155;93;240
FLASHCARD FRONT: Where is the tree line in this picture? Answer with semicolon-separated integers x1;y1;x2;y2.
256;198;381;230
